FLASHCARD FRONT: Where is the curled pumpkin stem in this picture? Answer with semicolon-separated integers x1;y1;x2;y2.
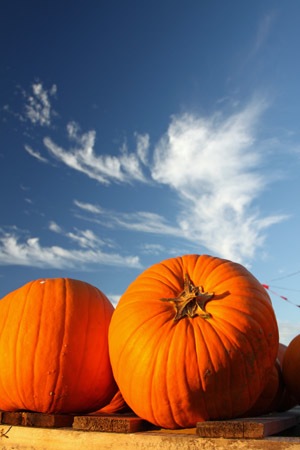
161;274;214;321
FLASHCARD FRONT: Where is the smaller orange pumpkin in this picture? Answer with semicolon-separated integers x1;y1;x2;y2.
282;335;300;405
0;278;117;413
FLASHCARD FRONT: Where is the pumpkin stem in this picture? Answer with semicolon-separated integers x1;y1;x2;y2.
161;274;214;321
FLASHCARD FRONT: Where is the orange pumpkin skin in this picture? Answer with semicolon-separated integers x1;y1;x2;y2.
244;343;298;416
282;335;300;404
243;360;282;417
90;390;130;415
0;278;117;413
276;343;297;412
109;254;279;429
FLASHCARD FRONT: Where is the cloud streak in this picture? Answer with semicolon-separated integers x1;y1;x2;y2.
252;11;277;57
74;200;182;236
73;200;103;214
49;220;113;249
43;121;150;185
24;145;49;163
0;227;141;270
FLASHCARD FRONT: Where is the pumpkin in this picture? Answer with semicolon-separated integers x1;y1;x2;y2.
282;335;300;404
243;360;282;416
276;343;297;411
109;254;279;428
0;278;117;413
243;342;298;416
90;390;130;415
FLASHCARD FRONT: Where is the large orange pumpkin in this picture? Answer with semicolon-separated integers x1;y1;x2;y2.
109;254;279;428
282;334;300;404
0;278;117;413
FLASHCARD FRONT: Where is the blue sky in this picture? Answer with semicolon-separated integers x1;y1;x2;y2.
1;0;300;345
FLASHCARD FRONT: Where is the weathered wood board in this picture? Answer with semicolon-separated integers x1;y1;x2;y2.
73;413;155;433
2;425;300;450
0;411;74;428
197;409;300;439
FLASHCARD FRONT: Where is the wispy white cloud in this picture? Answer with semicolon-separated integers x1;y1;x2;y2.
140;243;167;255
49;221;63;233
20;184;30;191
43;121;150;185
108;211;181;235
73;99;287;263
135;132;149;165
22;82;57;126
0;228;141;270
74;200;181;236
24;144;48;163
49;220;116;252
238;10;278;71
66;228;106;249
138;242;186;258
151;101;288;262
73;200;103;214
252;11;277;57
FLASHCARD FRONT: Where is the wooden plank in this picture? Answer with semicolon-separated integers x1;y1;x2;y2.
242;414;299;438
1;412;23;426
73;413;155;433
197;420;244;438
22;412;73;428
3;425;300;450
197;410;300;439
1;411;74;428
